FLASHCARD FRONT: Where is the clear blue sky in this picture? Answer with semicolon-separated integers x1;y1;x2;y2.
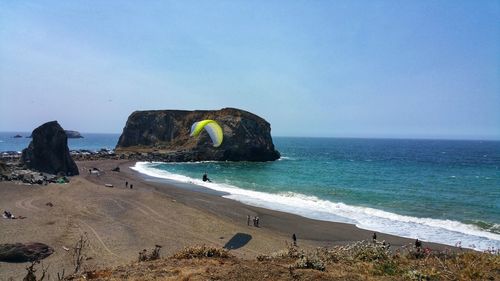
1;1;499;139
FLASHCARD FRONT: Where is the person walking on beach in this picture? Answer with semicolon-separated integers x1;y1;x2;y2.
372;232;377;242
130;184;133;189
126;181;128;188
247;215;250;226
255;216;260;227
292;233;297;246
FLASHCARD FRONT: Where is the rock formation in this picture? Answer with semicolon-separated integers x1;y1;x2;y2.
0;243;53;262
116;108;280;161
21;121;79;175
64;130;84;138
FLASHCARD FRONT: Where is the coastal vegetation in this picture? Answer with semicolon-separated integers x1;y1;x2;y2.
31;241;498;281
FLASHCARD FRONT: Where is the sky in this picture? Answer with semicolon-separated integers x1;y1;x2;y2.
0;1;499;140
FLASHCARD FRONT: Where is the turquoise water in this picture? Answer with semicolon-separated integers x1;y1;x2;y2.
133;138;500;251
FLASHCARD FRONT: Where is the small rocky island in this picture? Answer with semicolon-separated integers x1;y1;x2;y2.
64;130;83;138
116;108;280;162
26;130;83;138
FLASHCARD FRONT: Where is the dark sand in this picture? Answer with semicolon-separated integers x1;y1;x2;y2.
0;160;449;279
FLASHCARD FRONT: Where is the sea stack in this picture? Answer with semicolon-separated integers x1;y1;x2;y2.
21;121;79;175
116;108;280;161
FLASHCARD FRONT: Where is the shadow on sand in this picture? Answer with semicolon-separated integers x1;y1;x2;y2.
223;233;252;250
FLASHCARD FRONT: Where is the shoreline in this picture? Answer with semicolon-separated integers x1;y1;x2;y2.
111;160;451;250
127;161;499;251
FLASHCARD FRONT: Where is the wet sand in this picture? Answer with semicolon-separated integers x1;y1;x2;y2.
0;160;449;279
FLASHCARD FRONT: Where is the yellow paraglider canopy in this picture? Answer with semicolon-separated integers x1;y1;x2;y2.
190;120;223;147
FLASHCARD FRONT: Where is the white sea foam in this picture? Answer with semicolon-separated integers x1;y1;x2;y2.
132;162;500;251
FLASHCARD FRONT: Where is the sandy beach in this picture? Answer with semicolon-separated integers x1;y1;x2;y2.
0;160;450;280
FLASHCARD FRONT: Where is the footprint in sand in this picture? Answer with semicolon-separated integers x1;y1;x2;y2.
15;197;43;212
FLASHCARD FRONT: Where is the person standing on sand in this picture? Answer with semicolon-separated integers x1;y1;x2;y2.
372;232;377;242
292;233;297;246
415;239;422;251
126;181;128;188
130;184;133;189
247;215;250;226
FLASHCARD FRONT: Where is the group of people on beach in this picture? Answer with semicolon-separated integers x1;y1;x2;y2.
247;215;260;227
373;232;423;251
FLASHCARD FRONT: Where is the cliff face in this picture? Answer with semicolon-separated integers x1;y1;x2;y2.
116;108;280;161
21;121;79;175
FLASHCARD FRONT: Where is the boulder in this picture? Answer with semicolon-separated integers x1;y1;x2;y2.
21;121;79;176
116;108;280;161
0;242;54;263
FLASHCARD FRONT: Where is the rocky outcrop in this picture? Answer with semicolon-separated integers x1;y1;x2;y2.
0;243;53;262
21;121;79;175
64;130;83;138
116;108;280;161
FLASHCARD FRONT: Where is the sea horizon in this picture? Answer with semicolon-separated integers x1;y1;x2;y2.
1;130;500;144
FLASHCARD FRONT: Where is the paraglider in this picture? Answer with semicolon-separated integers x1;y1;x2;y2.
190;120;223;147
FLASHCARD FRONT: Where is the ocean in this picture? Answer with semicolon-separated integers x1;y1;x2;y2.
0;132;119;152
2;133;499;251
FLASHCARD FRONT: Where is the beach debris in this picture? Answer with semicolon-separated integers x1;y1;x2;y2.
62;246;70;251
90;168;101;177
190;119;224;147
0;164;69;185
2;210;15;219
46;202;54;207
105;184;113;188
111;166;120;172
3;211;26;220
0;242;54;263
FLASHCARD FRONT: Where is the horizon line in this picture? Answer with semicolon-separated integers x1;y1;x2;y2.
1;131;499;142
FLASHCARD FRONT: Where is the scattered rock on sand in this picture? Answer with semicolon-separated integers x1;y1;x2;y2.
0;242;54;263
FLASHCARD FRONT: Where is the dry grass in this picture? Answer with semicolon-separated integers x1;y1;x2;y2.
172;245;232;259
63;241;500;280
